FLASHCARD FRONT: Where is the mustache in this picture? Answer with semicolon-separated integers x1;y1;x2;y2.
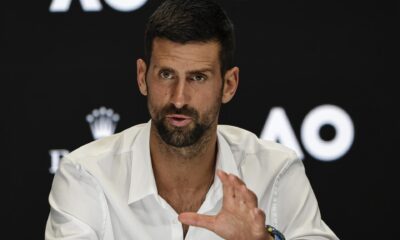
160;104;199;119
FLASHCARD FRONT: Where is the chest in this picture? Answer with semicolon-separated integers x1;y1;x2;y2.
161;192;206;214
105;195;224;240
159;189;211;237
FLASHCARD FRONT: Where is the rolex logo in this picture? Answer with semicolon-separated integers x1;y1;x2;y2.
86;107;120;140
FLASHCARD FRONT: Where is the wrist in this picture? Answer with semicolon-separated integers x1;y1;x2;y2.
266;232;274;240
265;225;285;240
258;230;273;240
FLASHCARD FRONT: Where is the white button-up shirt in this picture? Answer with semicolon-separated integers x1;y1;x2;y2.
45;121;339;240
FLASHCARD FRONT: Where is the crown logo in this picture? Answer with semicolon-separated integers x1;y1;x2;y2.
86;107;120;140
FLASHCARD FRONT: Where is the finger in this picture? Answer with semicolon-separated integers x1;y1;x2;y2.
217;170;235;206
227;175;258;209
238;184;258;209
230;173;245;185
228;174;247;204
252;208;266;223
216;169;230;185
178;212;215;232
217;170;245;188
252;208;267;234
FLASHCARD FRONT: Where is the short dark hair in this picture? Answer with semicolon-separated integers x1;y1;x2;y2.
144;0;235;75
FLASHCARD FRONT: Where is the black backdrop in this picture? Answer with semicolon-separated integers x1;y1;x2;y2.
2;0;395;239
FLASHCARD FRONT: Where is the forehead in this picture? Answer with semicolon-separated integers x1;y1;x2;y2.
150;38;221;70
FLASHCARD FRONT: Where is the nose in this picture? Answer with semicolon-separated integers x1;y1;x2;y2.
170;79;189;109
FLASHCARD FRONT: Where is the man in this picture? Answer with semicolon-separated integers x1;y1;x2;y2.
45;0;339;239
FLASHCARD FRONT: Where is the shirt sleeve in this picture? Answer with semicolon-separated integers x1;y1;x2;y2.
45;157;106;240
274;155;339;240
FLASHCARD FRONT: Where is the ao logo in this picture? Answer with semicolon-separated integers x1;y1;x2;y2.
49;0;148;12
260;104;354;162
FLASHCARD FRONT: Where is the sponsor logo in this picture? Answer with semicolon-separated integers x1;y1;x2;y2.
49;149;70;174
49;106;120;174
260;104;354;162
86;106;120;140
49;0;148;12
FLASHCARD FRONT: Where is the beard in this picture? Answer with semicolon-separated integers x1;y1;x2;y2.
150;103;220;148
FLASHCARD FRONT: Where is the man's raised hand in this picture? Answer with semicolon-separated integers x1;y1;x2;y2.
178;170;271;240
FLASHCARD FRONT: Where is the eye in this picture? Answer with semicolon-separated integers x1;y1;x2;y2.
191;74;207;82
159;70;174;80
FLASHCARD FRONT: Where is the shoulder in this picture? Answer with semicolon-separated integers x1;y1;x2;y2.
217;125;297;158
217;125;299;172
64;123;147;171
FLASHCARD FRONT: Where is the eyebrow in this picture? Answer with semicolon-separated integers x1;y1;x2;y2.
154;65;214;75
155;66;175;73
187;68;214;75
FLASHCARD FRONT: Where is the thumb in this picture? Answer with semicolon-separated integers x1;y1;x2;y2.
178;212;216;231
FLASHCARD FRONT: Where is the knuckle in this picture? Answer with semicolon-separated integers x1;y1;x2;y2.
251;192;258;202
230;174;245;184
256;208;266;217
247;189;258;201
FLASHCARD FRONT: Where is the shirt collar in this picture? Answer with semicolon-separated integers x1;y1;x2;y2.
127;121;240;205
215;128;240;176
128;121;158;204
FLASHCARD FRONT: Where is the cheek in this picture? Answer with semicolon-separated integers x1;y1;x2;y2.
196;88;222;114
146;85;170;117
206;83;223;102
147;82;169;102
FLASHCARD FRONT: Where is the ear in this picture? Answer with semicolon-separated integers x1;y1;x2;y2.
222;66;239;104
137;59;148;96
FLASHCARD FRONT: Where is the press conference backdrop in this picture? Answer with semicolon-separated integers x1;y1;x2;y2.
3;0;394;239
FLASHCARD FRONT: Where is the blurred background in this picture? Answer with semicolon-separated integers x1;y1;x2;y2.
2;0;395;238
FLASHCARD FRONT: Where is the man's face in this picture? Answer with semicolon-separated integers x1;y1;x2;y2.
141;38;225;147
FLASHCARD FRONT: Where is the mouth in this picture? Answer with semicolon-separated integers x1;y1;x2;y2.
165;114;193;127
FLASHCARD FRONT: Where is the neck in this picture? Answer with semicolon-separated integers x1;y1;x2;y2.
150;123;218;192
